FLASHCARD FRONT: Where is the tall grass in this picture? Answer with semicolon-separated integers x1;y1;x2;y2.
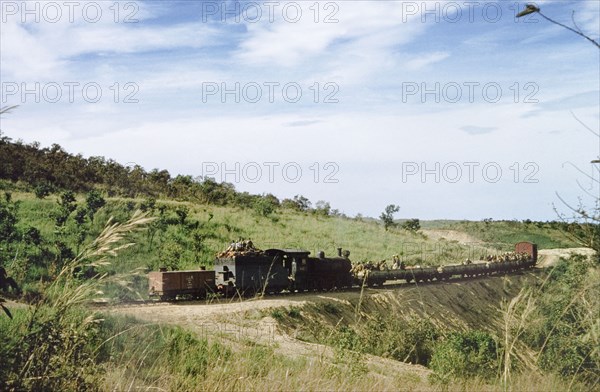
1;210;153;391
497;254;600;391
500;288;538;387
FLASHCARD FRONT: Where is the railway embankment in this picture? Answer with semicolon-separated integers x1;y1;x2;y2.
111;269;548;388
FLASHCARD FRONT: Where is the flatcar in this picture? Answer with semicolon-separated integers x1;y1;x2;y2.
361;241;538;286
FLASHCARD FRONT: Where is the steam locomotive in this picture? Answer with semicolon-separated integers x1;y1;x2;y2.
148;241;537;301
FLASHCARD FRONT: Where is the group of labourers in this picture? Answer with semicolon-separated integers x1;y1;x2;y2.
217;238;260;257
351;251;531;275
480;252;531;263
351;254;406;275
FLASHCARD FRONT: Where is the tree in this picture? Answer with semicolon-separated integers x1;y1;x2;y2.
516;4;599;48
314;201;331;216
281;195;312;212
293;195;311;211
55;191;77;228
33;183;53;199
402;218;421;232
517;4;600;263
380;204;400;231
85;190;105;219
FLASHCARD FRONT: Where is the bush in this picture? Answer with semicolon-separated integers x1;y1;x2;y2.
254;197;276;217
1;306;105;391
402;218;421;232
429;330;499;384
166;327;230;379
380;204;400;231
85;190;105;218
363;316;438;365
323;315;439;367
158;240;184;270
330;326;368;378
0;194;18;242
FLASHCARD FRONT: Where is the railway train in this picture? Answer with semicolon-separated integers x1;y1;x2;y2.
148;241;538;301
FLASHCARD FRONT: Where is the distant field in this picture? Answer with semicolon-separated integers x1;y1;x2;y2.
436;220;578;250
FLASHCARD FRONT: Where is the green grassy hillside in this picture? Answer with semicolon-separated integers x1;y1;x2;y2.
2;190;578;301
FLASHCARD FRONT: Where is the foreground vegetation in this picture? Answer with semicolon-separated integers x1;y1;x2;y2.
269;254;599;391
3;307;404;391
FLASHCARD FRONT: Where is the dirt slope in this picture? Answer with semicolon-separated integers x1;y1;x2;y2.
421;229;483;245
111;272;539;332
110;270;548;389
536;247;595;268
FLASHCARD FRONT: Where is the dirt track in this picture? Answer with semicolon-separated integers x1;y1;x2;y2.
421;229;483;245
108;273;542;384
536;247;595;268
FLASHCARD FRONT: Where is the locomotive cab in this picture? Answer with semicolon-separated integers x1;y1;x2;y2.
214;249;310;295
264;249;311;291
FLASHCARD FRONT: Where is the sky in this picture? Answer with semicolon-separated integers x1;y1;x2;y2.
1;0;599;220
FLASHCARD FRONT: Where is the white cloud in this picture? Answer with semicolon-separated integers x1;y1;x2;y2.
404;52;450;70
235;1;427;69
0;2;219;81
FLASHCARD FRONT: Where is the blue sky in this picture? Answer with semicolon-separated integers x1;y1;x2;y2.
1;0;599;220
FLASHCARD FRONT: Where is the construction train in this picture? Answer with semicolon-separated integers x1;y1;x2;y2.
148;241;538;301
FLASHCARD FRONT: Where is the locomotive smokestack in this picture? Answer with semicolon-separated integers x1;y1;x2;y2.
337;248;342;257
318;251;325;259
